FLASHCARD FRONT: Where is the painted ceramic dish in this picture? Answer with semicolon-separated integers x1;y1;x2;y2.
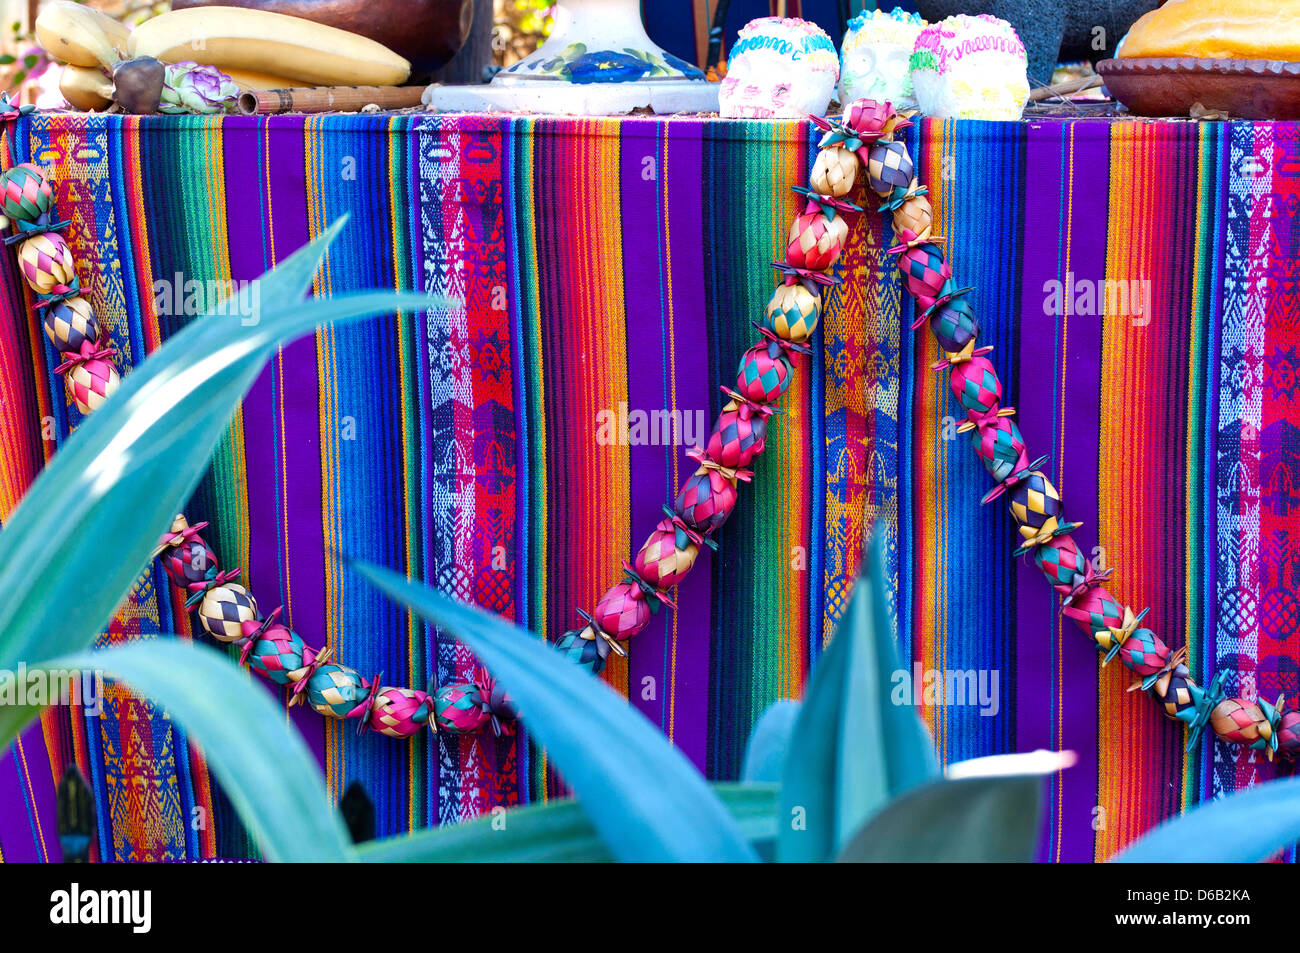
1097;57;1300;119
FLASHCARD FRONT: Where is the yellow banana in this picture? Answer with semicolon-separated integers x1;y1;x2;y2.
36;0;129;69
219;68;300;91
59;65;113;111
128;8;411;87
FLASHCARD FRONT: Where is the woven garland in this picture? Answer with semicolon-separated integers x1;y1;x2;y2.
8;86;1294;762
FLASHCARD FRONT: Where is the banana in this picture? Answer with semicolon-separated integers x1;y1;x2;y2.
59;65;113;111
219;68;301;91
36;0;129;69
128;8;411;87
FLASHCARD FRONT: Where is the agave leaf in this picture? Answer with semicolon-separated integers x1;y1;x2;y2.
742;699;801;783
0;220;446;670
835;775;1042;862
23;640;352;862
0;702;40;759
357;783;779;863
1113;777;1300;863
352;560;757;863
777;529;939;862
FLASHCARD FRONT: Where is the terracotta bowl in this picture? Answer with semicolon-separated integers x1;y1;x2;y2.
172;0;474;80
1097;57;1300;120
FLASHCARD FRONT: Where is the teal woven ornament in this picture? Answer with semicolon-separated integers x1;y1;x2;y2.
1150;661;1224;752
736;340;792;404
554;626;610;676
302;661;369;719
432;682;491;734
0;163;58;236
969;416;1026;483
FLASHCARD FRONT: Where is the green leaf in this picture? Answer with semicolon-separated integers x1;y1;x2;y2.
835;775;1042;862
1113;777;1300;862
742;699;800;782
0;54;14;65
357;783;779;863
0;701;40;758
22;640;352;862
777;528;939;862
0;219;447;672
352;561;758;862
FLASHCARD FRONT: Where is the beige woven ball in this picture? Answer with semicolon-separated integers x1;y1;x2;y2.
810;147;859;198
198;583;260;642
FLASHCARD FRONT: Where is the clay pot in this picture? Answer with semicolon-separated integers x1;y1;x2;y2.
172;0;474;79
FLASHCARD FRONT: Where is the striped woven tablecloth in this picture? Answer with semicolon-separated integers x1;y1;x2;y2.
0;113;1294;862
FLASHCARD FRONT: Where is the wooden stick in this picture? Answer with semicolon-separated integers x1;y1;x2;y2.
238;86;426;115
1029;73;1104;102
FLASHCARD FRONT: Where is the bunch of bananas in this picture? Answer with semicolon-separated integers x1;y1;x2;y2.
36;1;410;112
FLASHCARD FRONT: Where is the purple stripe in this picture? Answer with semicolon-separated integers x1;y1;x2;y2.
663;122;712;771
1016;120;1107;862
619;124;667;736
619;121;712;771
0;724;61;861
225;115;325;765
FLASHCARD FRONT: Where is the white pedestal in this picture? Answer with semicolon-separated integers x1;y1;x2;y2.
424;0;718;116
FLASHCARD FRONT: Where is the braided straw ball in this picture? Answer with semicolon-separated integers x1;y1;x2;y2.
787;210;849;272
634;519;699;589
1210;698;1269;746
367;687;431;739
43;295;98;353
197;583;259;642
763;282;820;344
65;357;119;415
18;231;76;294
810;146;859;197
893;193;934;246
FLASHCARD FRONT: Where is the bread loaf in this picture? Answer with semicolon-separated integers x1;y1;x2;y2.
1121;0;1300;60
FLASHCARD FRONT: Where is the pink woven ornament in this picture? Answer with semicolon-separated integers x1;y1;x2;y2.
591;580;654;643
475;666;518;736
1062;585;1125;643
674;450;751;535
786;204;848;272
1276;708;1300;760
361;686;432;739
158;527;219;591
842;100;909;152
634;517;700;589
705;390;773;469
18;231;77;297
736;338;793;404
55;338;120;415
1115;626;1173;684
896;242;952;305
949;355;1005;426
432;681;491;734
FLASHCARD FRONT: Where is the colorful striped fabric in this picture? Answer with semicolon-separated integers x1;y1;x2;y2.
0;113;1295;863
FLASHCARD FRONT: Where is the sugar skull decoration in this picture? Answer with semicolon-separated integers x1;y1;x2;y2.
839;7;927;110
909;14;1029;121
720;17;839;119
